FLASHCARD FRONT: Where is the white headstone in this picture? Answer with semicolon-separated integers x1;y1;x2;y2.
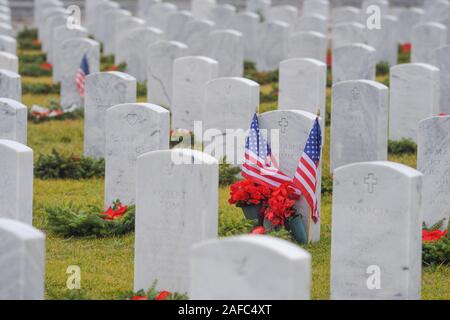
331;6;361;26
0;69;21;102
0;35;15;54
303;0;330;19
418;116;450;229
233;11;260;62
166;10;193;42
433;45;450;114
411;22;447;65
104;103;170;207
189;235;311;300
389;63;440;142
287;31;327;62
172;56;219;131
208;4;236;29
84;72;137;159
423;0;450;23
147;41;188;109
0;52;17;73
207;30;244;77
259;110;322;242
246;0;271;16
183;19;216;56
331;80;388;172
279;58;327;121
192;0;216;19
367;15;398;66
266;5;298;26
0;218;45;300
332;43;376;83
137;0;161;19
294;13;328;35
60;38;100;110
147;2;178;30
397;7;424;44
0;140;33;225
0;98;27;145
256;21;289;71
134;149;218;294
331;161;422;300
332;22;366;50
102;9;132;55
115;17;146;58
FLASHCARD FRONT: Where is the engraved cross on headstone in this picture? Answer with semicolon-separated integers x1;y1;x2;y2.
279;118;289;134
364;173;377;193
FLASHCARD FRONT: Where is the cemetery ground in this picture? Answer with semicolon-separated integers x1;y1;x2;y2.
20;36;449;301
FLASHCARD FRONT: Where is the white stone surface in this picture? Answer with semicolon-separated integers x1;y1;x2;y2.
0;69;21;102
137;0;161;19
207;30;244;77
172;56;219;131
389;63;440;142
294;14;328;35
84;72;137;159
207;4;236;29
303;0;330;19
41;12;67;53
103;9;132;55
332;22;366;50
433;45;450;115
115;17;146;59
183;19;216;56
0;218;45;300
104;103;170;207
332;43;376;83
423;0;450;23
256;21;289;71
397;7;424;44
189;235;311;300
411;22;447;65
279;58;326;121
60;38;100;110
331;161;423;300
259;110;323;242
134;149;218;294
331;6;361;26
233;11;260;62
147;41;188;109
192;0;216;19
0;98;27;145
265;5;298;26
147;2;178;31
367;15;398;66
0;52;17;73
0;140;33;225
418;116;450;229
287;31;327;62
0;35;15;54
166;10;193;42
331;80;388;172
246;0;271;15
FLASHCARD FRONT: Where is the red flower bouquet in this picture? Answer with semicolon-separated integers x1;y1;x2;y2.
40;62;52;71
263;184;300;227
102;200;128;221
401;43;411;54
423;229;447;242
229;179;272;206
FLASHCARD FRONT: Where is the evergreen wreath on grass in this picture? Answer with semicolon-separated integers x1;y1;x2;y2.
47;200;135;237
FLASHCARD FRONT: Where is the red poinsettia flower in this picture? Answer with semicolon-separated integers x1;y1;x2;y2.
251;226;267;235
32;39;41;46
106;65;119;71
422;229;447;242
229;179;272;206
131;295;148;300
40;62;52;71
439;113;447;116
263;184;300;226
401;43;411;54
155;291;171;300
102;201;128;221
326;50;332;67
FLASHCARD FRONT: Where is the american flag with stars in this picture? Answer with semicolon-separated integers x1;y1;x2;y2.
75;53;90;97
292;117;322;224
242;113;292;188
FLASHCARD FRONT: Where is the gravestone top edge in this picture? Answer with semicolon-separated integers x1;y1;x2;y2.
0;51;16;59
0;218;44;241
334;42;376;52
391;62;440;72
209;29;243;37
299;13;327;20
332;79;389;91
281;57;327;68
261;109;320;122
86;71;137;82
207;76;260;88
0;139;32;153
418;115;450;126
108;102;169;115
174;55;219;65
334;161;423;179
137;148;219;165
0;97;27;110
290;30;327;39
333;21;365;28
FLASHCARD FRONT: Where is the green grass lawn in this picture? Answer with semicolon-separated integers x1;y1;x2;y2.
21;50;449;300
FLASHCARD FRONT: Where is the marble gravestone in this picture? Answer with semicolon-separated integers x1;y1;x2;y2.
411;22;447;65
389;63;440;143
331;22;366;51
246;0;271;15
104;103;170;208
367;16;398;66
119;27;164;83
294;14;328;35
172;56;219;132
332;43;376;84
0;219;45;300
41;13;67;54
114;17;146;59
331;80;388;172
331;161;423;300
0;35;15;54
147;2;178;31
189;235;311;300
423;0;450;23
303;0;330;19
265;5;298;26
331;6;361;26
134;149;218;294
84;72;137;159
0;22;12;37
51;24;88;81
183;19;216;56
0;51;17;73
93;1;120;42
0;69;21;102
192;0;216;19
362;0;389;16
147;41;188;109
418;116;450;229
0;98;27;145
278;58;327;122
259;110;323;242
433;45;450;115
287;31;327;63
256;21;289;72
60;38;100;110
207;30;244;77
202;78;259;164
208;4;236;29
102;9;132;55
166;11;193;42
137;0;161;19
234;11;260;63
0;140;33;225
397;7;424;45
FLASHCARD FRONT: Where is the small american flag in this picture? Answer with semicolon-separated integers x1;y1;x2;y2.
242;113;292;188
76;53;90;97
292;117;322;224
